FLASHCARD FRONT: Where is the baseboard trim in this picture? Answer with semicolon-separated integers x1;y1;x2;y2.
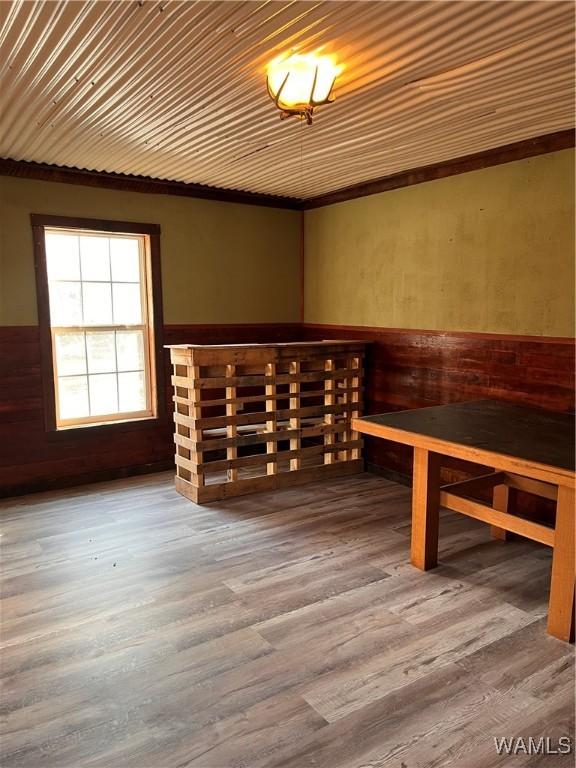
0;460;174;500
366;462;412;487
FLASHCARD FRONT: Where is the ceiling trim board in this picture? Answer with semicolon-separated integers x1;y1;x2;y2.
0;159;301;210
0;130;572;211
302;130;575;209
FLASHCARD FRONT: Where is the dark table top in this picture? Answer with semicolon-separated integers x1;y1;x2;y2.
356;400;575;472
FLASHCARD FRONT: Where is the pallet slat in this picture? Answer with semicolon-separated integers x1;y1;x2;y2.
172;387;363;408
194;422;349;452
175;402;357;430
172;367;364;389
177;440;364;474
175;460;365;503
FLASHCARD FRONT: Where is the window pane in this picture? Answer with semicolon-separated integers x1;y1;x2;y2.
49;282;82;326
59;375;89;419
86;332;116;374
46;233;80;281
80;236;110;281
83;283;113;325
118;371;146;412
116;330;144;372
54;332;86;376
89;373;118;416
110;238;140;282
113;283;142;324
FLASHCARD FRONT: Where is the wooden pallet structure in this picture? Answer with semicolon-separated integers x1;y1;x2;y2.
166;340;368;503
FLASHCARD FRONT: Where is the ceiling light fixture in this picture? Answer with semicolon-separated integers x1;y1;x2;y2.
266;52;342;125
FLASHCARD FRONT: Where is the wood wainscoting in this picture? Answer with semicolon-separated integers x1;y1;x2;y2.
302;324;575;521
2;321;573;501
0;323;302;497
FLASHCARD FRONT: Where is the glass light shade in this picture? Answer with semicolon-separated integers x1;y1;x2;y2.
267;53;341;113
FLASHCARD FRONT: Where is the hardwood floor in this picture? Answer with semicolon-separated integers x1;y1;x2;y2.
1;472;573;767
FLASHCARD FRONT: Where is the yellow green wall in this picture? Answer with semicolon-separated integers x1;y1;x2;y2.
304;149;575;337
0;176;301;326
2;150;574;335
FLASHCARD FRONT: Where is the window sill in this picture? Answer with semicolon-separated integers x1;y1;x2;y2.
46;413;170;441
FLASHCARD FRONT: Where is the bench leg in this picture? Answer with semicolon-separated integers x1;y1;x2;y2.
490;484;511;541
547;485;575;642
411;447;441;571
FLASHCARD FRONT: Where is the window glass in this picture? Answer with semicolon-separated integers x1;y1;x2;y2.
59;375;89;419
80;236;110;281
49;282;82;326
112;283;142;324
83;283;113;325
86;332;116;374
116;331;145;372
110;238;140;282
46;233;80;281
89;373;119;416
119;371;146;412
54;333;86;376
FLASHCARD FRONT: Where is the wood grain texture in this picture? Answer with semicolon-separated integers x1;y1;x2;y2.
302;324;575;521
411;447;441;570
2;322;574;503
169;341;365;502
0;472;573;767
548;485;576;642
0;324;302;497
354;402;574;640
491;484;511;541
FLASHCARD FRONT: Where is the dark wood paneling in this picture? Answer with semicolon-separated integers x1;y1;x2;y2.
3;320;573;503
0;323;303;497
303;130;575;209
163;323;302;346
0;159;301;210
302;323;575;522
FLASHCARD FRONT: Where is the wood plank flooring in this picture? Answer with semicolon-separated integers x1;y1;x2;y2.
0;471;573;768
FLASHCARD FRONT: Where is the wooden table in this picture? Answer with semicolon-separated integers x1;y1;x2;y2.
352;400;575;642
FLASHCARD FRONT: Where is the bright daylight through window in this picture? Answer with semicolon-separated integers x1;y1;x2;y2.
44;228;155;428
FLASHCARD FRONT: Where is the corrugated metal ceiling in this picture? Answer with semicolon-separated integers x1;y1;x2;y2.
0;0;574;199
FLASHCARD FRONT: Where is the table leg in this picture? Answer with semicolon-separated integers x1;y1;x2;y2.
547;485;575;642
490;484;511;541
411;447;442;571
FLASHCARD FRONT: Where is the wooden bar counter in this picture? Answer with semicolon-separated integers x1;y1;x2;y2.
167;340;368;503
